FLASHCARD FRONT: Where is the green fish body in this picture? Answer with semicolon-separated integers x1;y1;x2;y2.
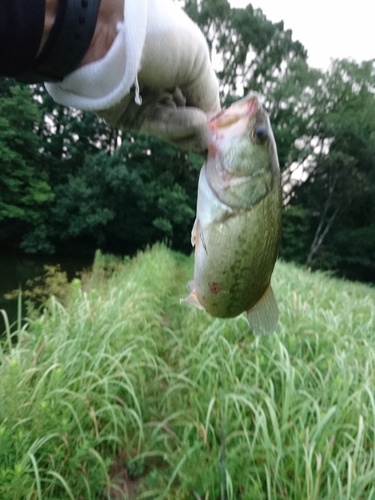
182;92;282;334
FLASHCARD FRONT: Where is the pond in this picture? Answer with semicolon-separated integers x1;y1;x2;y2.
0;251;94;334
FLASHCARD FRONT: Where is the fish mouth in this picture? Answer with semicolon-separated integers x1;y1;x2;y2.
209;93;261;141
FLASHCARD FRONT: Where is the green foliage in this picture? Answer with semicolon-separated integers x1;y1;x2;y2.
34;87;113;181
4;265;71;308
91;249;127;278
280;206;313;264
288;60;375;274
22;133;199;254
0;83;54;235
184;0;306;97
1;8;375;286
0;80;201;255
266;59;325;177
325;223;375;282
1;245;375;498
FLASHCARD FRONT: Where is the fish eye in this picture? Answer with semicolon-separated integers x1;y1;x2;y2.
252;124;268;143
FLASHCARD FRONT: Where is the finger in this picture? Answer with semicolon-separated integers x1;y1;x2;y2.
140;104;213;154
172;87;187;107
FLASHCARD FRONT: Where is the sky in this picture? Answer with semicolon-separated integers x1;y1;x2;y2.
229;0;375;70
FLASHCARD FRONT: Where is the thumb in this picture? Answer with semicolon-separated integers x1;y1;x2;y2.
140;96;213;153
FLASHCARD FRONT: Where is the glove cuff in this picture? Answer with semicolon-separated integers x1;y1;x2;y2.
46;0;147;111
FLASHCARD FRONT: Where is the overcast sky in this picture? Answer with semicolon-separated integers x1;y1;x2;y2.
229;0;374;70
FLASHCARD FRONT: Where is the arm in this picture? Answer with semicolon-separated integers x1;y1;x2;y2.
2;0;220;153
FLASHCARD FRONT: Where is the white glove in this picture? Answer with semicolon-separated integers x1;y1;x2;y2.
98;0;220;153
98;86;216;153
139;0;220;114
46;0;220;153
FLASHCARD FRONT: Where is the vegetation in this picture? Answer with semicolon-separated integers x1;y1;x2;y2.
1;2;375;498
1;245;375;499
280;59;375;280
0;1;375;282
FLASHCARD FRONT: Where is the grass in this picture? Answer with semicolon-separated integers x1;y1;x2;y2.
1;244;375;499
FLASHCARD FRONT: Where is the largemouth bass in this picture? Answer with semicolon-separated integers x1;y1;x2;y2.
182;92;282;334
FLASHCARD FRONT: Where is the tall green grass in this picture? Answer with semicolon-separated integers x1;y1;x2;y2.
1;244;375;499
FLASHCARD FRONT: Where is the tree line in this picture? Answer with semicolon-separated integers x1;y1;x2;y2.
1;0;375;283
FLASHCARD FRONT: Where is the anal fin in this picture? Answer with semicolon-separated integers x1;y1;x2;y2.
246;285;279;335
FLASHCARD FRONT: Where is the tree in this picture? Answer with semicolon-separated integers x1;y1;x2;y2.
289;60;375;278
0;81;54;247
32;85;116;185
183;0;307;99
22;133;201;255
264;59;325;187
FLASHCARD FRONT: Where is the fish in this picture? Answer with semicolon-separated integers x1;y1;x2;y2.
181;92;282;334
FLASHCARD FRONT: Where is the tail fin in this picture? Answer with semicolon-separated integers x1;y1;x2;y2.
246;285;279;335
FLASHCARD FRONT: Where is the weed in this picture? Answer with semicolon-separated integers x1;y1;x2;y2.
1;245;375;499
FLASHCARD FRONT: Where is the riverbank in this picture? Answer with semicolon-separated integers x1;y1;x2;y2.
0;251;94;332
1;244;375;499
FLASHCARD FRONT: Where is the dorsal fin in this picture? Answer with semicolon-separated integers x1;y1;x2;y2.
246;285;279;335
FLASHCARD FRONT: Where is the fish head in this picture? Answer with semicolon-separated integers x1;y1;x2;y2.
207;92;279;209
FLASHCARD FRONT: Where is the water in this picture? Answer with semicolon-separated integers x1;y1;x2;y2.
0;251;93;333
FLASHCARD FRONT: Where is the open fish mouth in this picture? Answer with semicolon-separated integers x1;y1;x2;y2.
209;94;260;141
205;92;272;206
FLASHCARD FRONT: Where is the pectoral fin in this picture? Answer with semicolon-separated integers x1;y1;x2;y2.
191;218;208;254
191;219;198;247
246;285;279;335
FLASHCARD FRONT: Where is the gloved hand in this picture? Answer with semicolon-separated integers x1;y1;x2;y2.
97;0;220;153
98;87;217;154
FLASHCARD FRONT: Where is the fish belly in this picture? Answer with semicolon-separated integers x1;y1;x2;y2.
193;183;281;318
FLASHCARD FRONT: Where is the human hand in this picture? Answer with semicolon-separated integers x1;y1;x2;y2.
97;0;220;153
98;87;216;154
138;0;220;114
43;0;220;153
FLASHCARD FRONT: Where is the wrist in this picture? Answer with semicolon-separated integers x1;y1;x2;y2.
40;0;124;67
38;0;59;56
17;0;102;82
79;0;124;66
